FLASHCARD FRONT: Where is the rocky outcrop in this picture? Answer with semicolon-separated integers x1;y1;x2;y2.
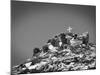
11;31;96;74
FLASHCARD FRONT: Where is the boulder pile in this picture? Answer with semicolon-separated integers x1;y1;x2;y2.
12;31;96;74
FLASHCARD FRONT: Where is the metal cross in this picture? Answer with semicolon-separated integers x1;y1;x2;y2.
67;26;72;32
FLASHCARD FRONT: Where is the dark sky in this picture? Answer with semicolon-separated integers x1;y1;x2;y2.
11;1;96;66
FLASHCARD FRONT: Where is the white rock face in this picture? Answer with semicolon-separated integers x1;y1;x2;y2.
48;44;57;52
25;62;32;67
70;38;82;46
59;42;62;46
28;64;38;70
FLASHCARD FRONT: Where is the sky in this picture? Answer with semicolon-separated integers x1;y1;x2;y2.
11;1;96;66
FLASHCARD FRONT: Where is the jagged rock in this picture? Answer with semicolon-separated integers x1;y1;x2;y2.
12;31;96;74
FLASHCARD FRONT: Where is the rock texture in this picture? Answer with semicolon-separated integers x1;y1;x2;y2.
11;31;96;74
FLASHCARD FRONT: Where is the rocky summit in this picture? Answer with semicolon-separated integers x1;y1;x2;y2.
11;30;96;74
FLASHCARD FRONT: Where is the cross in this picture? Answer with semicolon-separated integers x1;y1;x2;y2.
67;26;72;32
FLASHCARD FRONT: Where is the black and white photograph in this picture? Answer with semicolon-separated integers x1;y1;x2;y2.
11;0;96;74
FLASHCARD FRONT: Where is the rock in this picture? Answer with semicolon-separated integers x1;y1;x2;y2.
33;48;41;56
12;31;96;74
42;45;49;53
